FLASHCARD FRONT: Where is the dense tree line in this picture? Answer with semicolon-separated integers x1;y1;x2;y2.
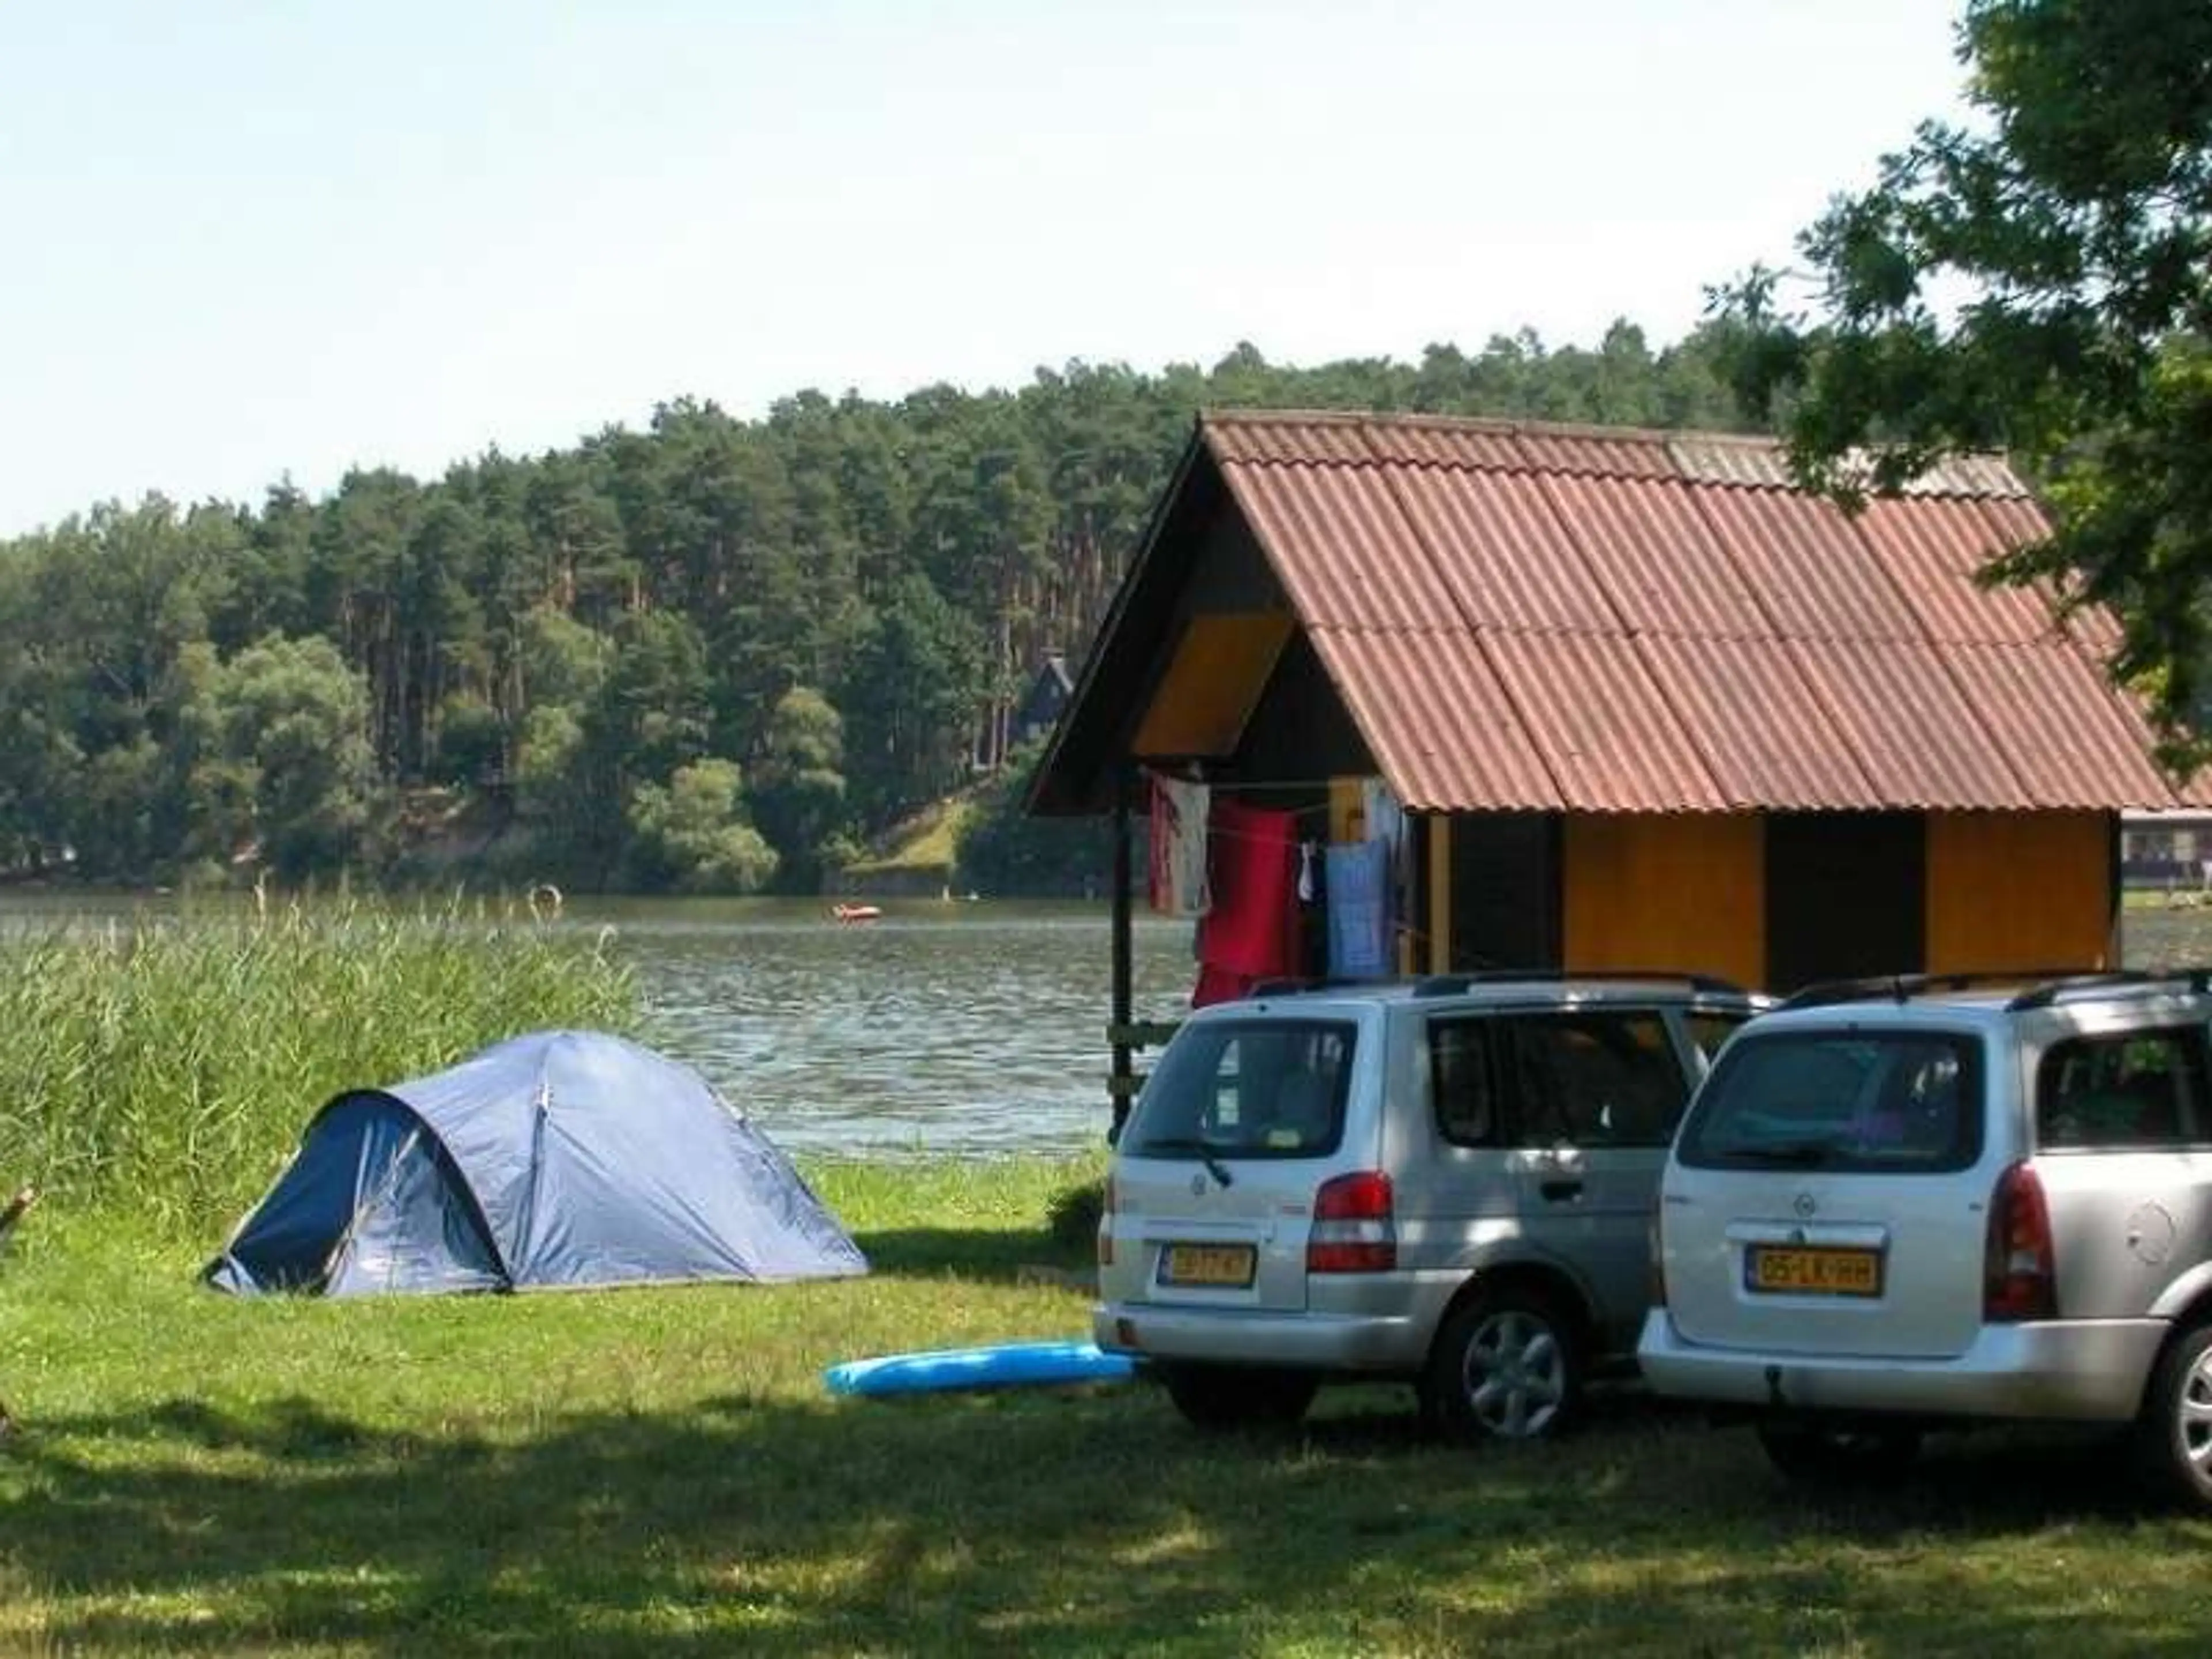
0;323;1748;893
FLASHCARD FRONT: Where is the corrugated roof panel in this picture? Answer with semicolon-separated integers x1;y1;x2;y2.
1787;639;2031;807
1667;437;1794;490
1482;630;1727;810
1305;624;1559;811
1941;642;2183;807
1853;496;2061;645
1357;421;1525;471
2084;680;2212;807
1509;428;1676;479
1973;494;2054;548
1220;461;1460;631
1540;474;1770;638
1969;495;2128;661
1691;486;1920;643
1899;452;2033;498
1382;465;1616;633
1636;634;1881;809
1203;416;1376;467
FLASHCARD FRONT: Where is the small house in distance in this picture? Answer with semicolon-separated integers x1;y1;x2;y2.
1013;654;1074;751
1027;412;2212;1109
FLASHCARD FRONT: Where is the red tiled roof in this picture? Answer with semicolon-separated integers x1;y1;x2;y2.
1198;410;2190;812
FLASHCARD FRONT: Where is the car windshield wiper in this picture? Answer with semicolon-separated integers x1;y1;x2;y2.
1137;1136;1236;1187
1710;1139;1842;1168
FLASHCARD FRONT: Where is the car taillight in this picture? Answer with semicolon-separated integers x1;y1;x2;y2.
1307;1171;1396;1273
1647;1203;1667;1309
1983;1161;2058;1322
1097;1175;1115;1268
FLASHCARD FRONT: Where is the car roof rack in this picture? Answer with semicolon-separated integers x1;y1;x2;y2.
1411;968;1749;999
1778;967;2180;1013
2005;966;2212;1011
1241;975;1399;998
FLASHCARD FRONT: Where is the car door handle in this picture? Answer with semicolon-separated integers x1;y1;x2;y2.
1540;1179;1584;1203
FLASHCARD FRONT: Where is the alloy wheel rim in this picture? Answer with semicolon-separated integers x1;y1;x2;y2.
2181;1349;2212;1471
1463;1309;1564;1439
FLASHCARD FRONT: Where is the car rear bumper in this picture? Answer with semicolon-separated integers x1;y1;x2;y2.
1093;1301;1433;1372
1636;1310;2167;1423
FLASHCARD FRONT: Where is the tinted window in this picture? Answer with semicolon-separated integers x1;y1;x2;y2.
1430;1010;1687;1149
1430;1017;1501;1147
1678;1028;1983;1173
2037;1027;2211;1150
1126;1021;1355;1160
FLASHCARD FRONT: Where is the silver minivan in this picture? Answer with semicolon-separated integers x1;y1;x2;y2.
1639;970;2212;1506
1094;974;1760;1440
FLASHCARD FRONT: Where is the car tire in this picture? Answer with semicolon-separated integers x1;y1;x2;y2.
1756;1422;1922;1485
1422;1286;1580;1445
1159;1363;1317;1433
2131;1318;2212;1509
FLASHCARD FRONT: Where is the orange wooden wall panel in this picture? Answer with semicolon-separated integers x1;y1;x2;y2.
1563;813;1767;990
1129;612;1295;759
1926;811;2113;974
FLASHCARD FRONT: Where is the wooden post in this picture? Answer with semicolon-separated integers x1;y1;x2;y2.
1428;813;1453;973
1109;768;1135;1139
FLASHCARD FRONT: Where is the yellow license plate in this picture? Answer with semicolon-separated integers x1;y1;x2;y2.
1161;1244;1256;1288
1747;1245;1881;1297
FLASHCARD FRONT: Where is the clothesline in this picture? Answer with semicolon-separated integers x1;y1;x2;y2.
1140;766;1376;798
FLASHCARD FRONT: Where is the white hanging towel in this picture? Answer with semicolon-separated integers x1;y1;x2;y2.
1147;772;1212;916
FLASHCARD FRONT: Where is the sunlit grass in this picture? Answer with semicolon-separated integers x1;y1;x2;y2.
6;1175;2212;1657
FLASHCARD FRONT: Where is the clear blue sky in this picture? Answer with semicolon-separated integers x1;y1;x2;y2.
0;0;1971;538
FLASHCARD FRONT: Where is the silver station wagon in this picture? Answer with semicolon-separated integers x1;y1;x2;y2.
1093;973;1760;1440
1639;969;2212;1506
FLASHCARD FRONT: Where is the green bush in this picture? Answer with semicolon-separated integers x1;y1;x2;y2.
0;899;640;1237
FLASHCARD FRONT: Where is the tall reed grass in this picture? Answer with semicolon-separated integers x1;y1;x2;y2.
0;897;639;1236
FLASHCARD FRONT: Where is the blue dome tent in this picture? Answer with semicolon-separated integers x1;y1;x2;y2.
207;1030;868;1296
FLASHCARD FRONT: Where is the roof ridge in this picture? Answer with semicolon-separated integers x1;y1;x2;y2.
1198;407;1766;449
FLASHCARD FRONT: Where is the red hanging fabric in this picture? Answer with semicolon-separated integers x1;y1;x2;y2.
1192;799;1301;1006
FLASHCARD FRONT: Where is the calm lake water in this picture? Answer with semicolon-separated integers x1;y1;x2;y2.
5;891;2210;1161
567;897;1195;1158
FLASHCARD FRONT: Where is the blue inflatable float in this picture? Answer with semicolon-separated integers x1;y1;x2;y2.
824;1338;1137;1397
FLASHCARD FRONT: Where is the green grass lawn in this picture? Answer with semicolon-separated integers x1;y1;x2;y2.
5;1157;2211;1658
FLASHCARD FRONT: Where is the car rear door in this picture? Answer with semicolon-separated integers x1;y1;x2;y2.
2031;1020;2212;1319
1500;1005;1696;1348
1661;1020;1998;1360
1106;1009;1378;1315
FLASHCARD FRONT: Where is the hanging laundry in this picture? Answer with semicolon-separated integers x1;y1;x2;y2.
1192;798;1300;1006
1325;839;1393;979
1363;778;1407;868
1147;772;1211;916
1362;778;1412;971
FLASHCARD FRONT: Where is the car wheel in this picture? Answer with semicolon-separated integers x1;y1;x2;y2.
1756;1422;1922;1485
1423;1288;1579;1444
1159;1363;1317;1433
2132;1319;2212;1509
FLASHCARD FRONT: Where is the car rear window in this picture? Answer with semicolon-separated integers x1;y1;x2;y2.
1677;1027;1984;1173
1124;1020;1355;1160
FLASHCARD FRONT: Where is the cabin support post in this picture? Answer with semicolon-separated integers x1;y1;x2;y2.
1109;766;1135;1139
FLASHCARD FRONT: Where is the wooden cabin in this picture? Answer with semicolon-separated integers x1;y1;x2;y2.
1026;412;2212;1115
